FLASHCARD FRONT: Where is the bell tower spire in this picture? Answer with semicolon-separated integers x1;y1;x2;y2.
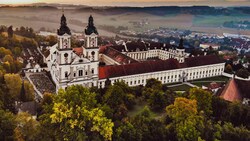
57;10;72;50
57;9;71;36
83;15;99;62
85;15;98;35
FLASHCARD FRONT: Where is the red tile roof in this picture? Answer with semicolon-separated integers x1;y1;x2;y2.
99;58;180;79
208;82;222;90
235;79;250;99
183;55;224;67
99;55;224;79
73;47;83;56
108;41;172;52
220;79;242;102
103;47;138;64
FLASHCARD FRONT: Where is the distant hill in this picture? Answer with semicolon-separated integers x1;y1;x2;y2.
75;6;241;16
0;4;248;16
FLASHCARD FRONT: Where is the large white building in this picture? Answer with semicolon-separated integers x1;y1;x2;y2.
46;14;99;90
45;14;225;91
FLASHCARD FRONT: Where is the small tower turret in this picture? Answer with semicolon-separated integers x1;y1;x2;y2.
176;37;185;63
56;13;72;65
83;15;99;62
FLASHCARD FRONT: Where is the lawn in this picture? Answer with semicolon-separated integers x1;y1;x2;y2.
168;84;192;91
127;100;166;119
190;76;229;82
191;82;212;87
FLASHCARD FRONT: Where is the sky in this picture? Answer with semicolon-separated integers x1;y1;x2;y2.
1;0;250;6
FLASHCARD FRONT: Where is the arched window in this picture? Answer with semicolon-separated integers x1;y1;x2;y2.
64;53;68;63
79;70;83;76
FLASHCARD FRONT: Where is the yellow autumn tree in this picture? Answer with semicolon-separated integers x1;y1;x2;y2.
50;85;114;141
4;73;22;100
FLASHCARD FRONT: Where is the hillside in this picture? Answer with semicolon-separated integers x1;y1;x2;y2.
0;6;250;36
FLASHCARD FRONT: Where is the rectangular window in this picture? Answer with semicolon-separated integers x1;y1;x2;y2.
79;70;83;76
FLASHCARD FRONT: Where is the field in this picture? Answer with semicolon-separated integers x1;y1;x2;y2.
0;7;250;36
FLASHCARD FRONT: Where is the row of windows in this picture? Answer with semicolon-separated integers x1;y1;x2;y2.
64;69;95;78
99;67;224;87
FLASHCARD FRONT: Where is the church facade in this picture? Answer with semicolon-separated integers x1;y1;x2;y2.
45;14;225;91
47;14;99;91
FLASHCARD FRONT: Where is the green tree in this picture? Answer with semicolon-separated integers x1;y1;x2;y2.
3;55;14;63
145;78;162;90
14;112;40;141
4;74;22;100
104;81;135;112
0;47;12;58
189;88;213;116
236;68;250;78
225;64;233;73
148;90;168;111
7;26;13;38
0;109;16;141
166;97;198;121
115;106;167;141
115;121;137;141
23;80;34;102
2;61;11;72
49;85;114;141
41;92;53;106
211;96;229;121
12;47;22;57
166;98;205;141
221;122;250;141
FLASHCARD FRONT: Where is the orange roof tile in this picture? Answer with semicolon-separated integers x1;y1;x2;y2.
220;79;242;102
73;47;83;56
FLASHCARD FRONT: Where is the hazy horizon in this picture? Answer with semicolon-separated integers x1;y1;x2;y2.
1;0;250;7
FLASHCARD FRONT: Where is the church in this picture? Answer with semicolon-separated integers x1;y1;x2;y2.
45;13;225;91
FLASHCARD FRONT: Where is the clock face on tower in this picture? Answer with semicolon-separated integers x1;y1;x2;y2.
63;39;68;49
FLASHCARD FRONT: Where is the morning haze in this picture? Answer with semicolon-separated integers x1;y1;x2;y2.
1;0;250;6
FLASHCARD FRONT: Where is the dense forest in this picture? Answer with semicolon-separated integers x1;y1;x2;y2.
1;78;250;141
